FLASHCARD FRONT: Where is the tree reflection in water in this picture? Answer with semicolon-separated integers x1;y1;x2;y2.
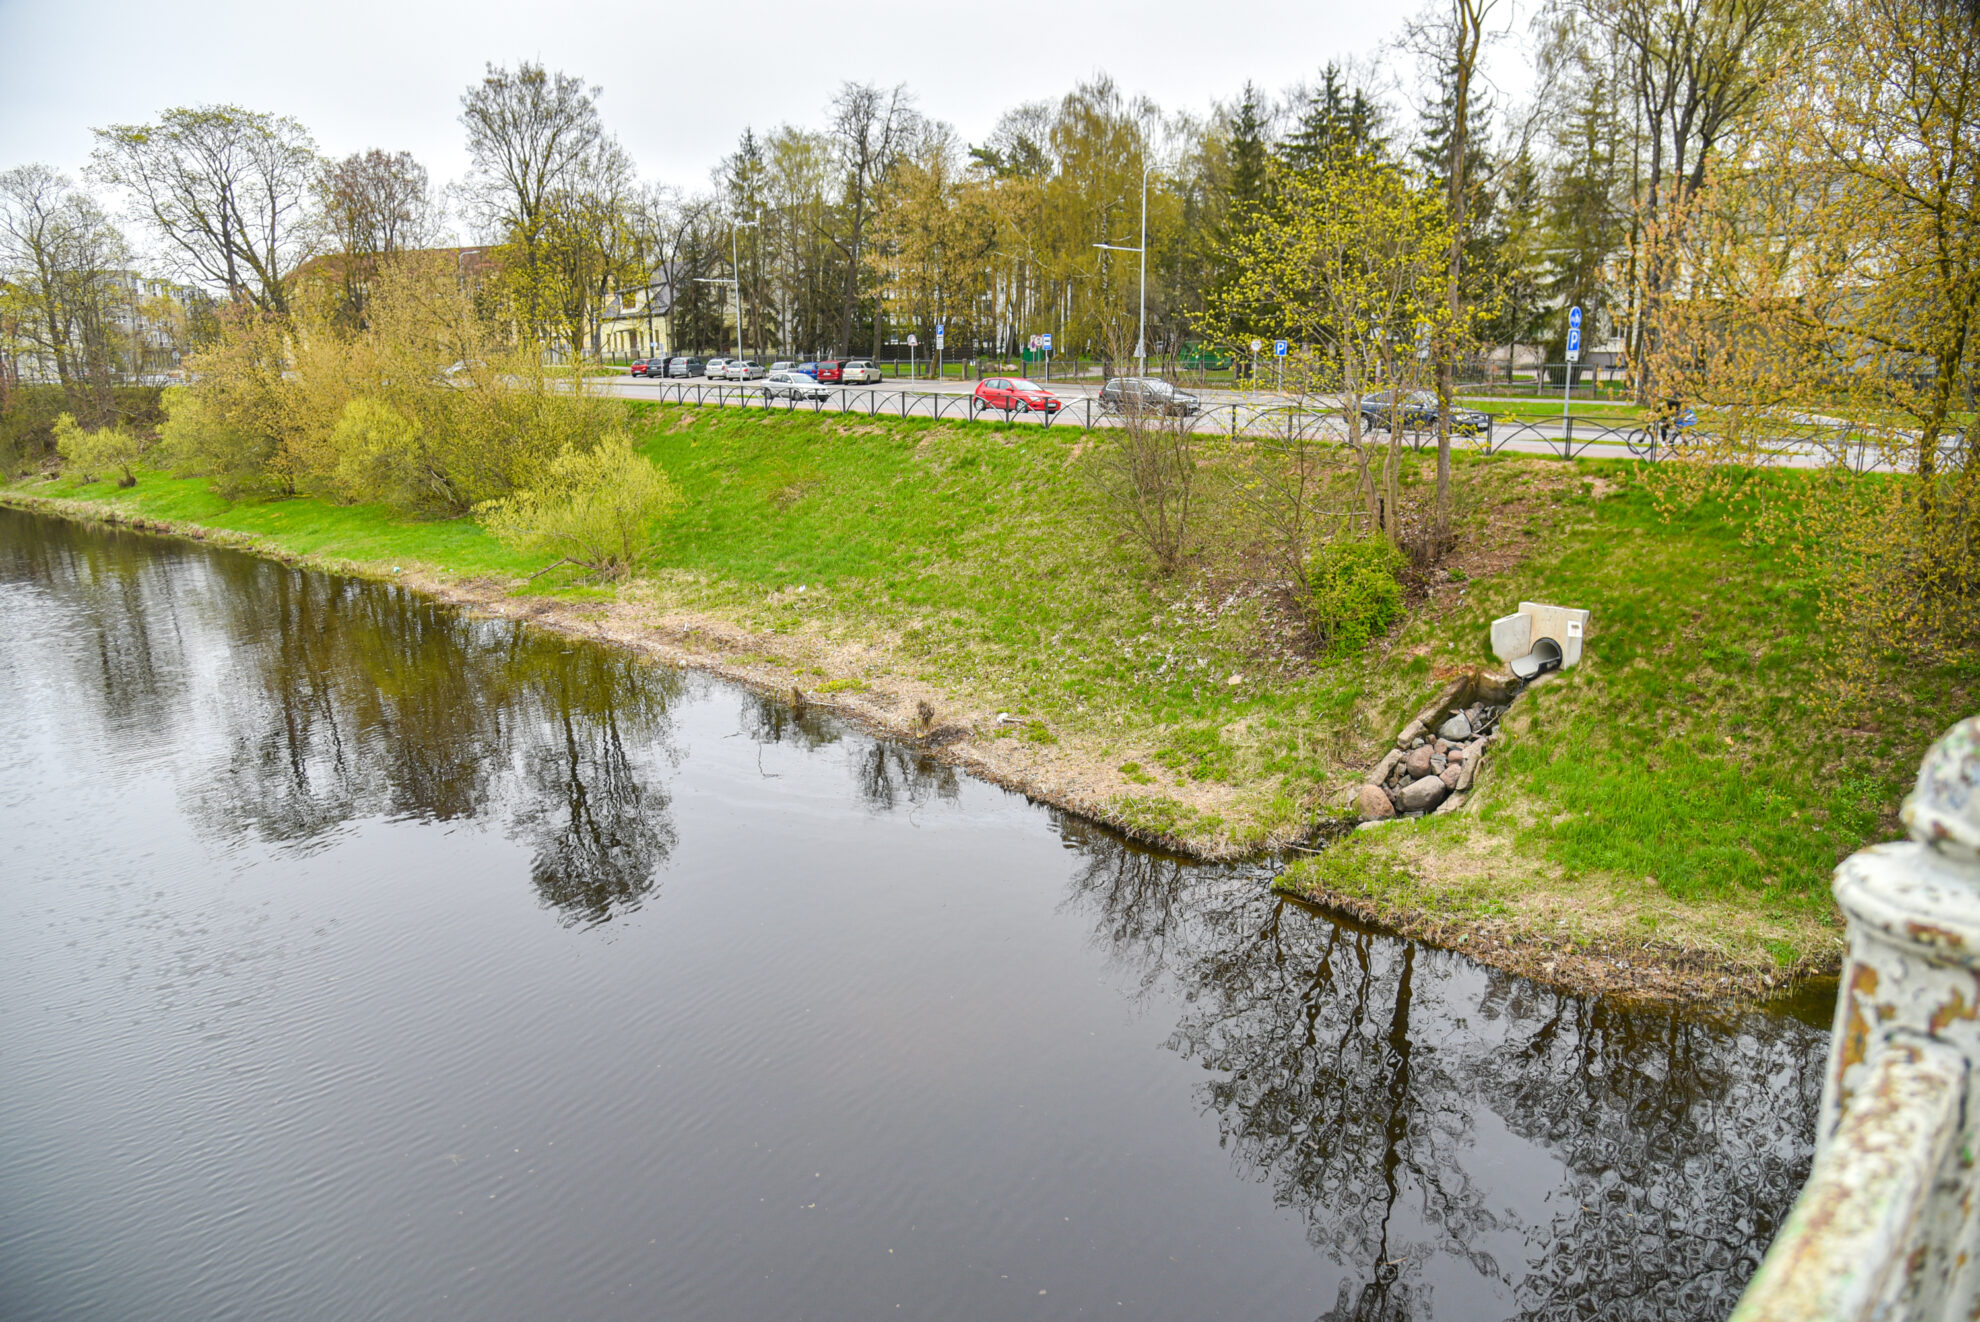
734;690;961;815
506;644;677;926
4;513;682;928
0;511;193;746
5;508;1824;1319
1055;820;1824;1322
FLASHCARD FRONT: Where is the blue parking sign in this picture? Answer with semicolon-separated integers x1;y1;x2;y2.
1273;339;1288;357
1041;333;1052;351
1566;326;1582;355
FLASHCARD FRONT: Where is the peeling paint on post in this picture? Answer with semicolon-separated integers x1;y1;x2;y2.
1734;717;1980;1321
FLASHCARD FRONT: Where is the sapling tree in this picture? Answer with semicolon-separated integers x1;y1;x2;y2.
1090;402;1199;577
478;435;681;581
1203;153;1458;560
53;412;144;486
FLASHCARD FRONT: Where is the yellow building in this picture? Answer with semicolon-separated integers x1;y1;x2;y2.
595;278;675;361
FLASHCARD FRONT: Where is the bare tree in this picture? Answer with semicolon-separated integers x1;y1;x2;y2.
0;164;133;424
90;105;319;313
1578;0;1802;398
458;62;606;336
319;149;436;260
829;82;914;357
1090;404;1200;576
316;149;437;327
1412;0;1498;543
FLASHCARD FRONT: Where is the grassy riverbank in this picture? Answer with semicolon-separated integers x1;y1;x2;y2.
6;401;1970;998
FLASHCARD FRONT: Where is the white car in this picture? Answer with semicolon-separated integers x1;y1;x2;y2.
703;357;732;379
769;360;799;373
763;370;831;402
839;359;883;384
722;359;767;381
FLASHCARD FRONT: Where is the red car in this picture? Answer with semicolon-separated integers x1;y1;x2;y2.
629;358;653;376
813;360;845;383
972;376;1062;413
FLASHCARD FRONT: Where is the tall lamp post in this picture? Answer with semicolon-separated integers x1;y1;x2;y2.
1092;159;1148;377
695;213;759;361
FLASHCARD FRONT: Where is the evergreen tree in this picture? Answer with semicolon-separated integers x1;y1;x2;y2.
1279;65;1386;178
1541;72;1625;366
1412;48;1492;203
717;129;769;353
1475;144;1550;378
1206;83;1277;348
1227;82;1270;218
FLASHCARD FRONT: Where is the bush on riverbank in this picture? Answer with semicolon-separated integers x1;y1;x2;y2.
9;402;1975;988
53;414;145;486
149;255;622;511
1;384;163;477
479;434;681;580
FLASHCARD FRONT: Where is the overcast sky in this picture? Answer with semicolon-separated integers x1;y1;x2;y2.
1;0;1536;232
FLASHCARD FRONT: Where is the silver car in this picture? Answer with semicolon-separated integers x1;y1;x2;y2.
723;359;767;381
763;370;830;402
703;357;732;379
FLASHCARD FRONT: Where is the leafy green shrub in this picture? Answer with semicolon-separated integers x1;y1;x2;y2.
53;413;145;487
328;396;432;508
2;386;163;478
1307;537;1403;654
478;435;682;581
154;384;279;496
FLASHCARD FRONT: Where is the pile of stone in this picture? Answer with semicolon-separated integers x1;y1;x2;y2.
1352;673;1517;823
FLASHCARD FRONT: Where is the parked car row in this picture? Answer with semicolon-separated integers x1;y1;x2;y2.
628;356;886;384
626;366;1521;440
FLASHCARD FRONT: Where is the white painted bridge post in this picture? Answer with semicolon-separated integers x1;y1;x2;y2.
1734;716;1980;1321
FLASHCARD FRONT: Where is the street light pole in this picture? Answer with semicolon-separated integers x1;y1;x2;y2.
1093;159;1149;377
729;215;759;360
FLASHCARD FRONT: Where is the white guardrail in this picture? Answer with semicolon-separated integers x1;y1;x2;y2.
1733;716;1980;1320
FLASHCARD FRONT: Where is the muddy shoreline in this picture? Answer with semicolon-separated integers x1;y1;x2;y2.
1;488;1838;1006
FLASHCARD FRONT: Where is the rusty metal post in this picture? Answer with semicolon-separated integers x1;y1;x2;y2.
1734;716;1980;1321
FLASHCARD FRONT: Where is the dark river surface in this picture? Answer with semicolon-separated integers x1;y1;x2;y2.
0;506;1828;1321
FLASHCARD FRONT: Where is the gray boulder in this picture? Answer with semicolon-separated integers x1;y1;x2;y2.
1398;776;1449;812
1437;712;1474;741
1356;784;1397;820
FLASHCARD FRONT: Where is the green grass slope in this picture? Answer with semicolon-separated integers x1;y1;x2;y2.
8;401;1970;985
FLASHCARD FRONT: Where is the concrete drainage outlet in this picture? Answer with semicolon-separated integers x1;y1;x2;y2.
1351;603;1591;825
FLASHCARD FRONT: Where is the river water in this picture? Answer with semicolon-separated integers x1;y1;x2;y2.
0;506;1826;1321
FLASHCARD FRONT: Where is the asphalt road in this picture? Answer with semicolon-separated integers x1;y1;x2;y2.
596;373;1921;473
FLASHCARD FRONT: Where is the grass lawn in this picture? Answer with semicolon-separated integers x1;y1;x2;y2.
1461;398;1651;424
8;400;1969;992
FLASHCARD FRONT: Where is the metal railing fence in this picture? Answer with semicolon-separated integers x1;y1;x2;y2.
617;379;1948;475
